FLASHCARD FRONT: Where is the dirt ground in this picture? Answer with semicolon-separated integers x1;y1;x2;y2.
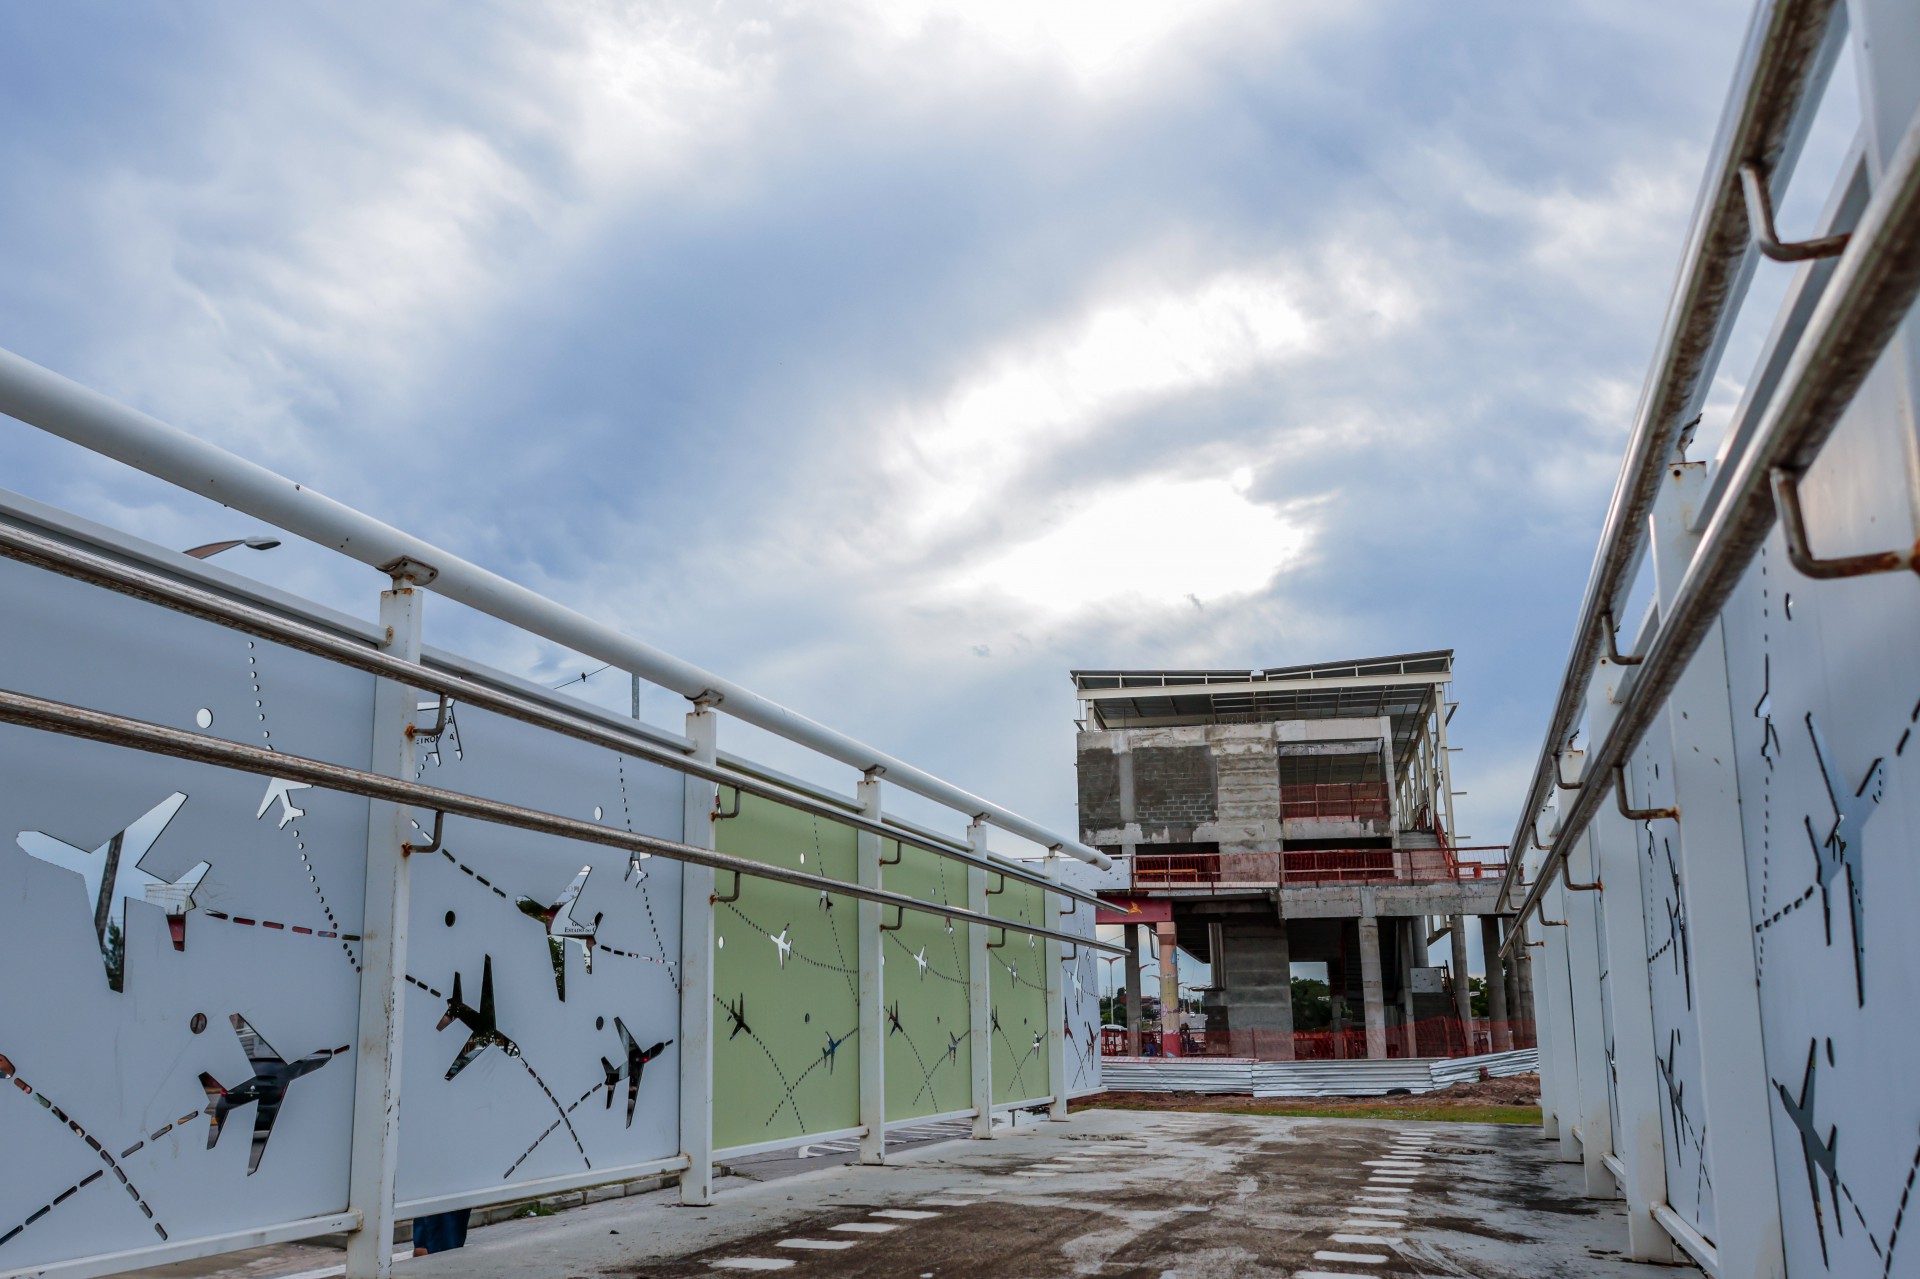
1074;1072;1542;1123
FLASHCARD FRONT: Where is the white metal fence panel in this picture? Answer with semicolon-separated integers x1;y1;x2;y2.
0;553;375;1270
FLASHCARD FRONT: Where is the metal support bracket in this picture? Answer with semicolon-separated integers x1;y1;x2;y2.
1614;765;1679;822
986;871;1006;896
405;810;444;854
713;787;743;821
406;693;451;740
880;904;904;932
986;926;1007;950
880;843;902;866
1553;751;1581;790
1771;466;1920;579
712;870;742;904
1565;877;1604;893
1540;917;1570;928
375;555;440;586
1740;160;1853;262
1602;609;1643;666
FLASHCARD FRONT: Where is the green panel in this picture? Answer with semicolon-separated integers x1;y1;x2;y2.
712;794;860;1149
989;878;1051;1105
880;842;973;1121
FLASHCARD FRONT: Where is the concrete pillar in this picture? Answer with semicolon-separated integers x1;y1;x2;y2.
1358;915;1387;1060
1124;924;1143;1056
1271;902;1295;1060
1156;921;1179;1053
1399;919;1418;1037
1481;917;1511;1051
1449;912;1472;1052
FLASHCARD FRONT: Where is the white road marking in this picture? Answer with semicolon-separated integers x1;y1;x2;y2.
710;1260;795;1271
829;1222;900;1233
1013;1170;1060;1177
1333;1234;1402;1245
917;1198;977;1206
776;1239;856;1250
1363;1160;1422;1168
1348;1206;1407;1216
871;1209;941;1220
1314;1250;1388;1264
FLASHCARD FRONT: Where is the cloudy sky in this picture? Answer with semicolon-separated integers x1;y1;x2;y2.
0;0;1854;894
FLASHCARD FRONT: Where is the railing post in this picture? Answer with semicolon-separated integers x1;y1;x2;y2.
344;578;424;1279
1045;857;1069;1119
967;820;994;1138
1650;460;1785;1275
856;773;886;1163
1558;743;1618;1198
1582;661;1675;1259
678;707;718;1204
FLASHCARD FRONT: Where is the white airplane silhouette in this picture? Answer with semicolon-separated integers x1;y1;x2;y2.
17;792;210;990
771;927;793;969
255;778;310;830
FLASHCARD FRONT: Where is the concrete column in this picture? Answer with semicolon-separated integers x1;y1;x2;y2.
1399;920;1418;1038
1156;921;1179;1053
1358;915;1387;1060
1124;924;1143;1056
1271;901;1295;1060
1481;917;1511;1051
1450;912;1472;1051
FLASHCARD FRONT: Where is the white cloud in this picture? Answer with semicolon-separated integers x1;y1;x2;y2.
947;475;1312;616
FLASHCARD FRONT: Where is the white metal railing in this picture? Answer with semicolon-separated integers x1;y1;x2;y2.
0;359;1112;1278
0;343;1113;874
1493;0;1848;921
1500;0;1920;940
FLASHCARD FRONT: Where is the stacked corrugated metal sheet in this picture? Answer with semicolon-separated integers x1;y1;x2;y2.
1099;1058;1255;1093
1095;1048;1537;1098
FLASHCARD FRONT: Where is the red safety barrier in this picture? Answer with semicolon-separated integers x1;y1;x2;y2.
1129;848;1509;890
1102;1018;1538;1061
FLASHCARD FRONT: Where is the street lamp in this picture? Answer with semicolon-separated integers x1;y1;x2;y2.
182;535;282;559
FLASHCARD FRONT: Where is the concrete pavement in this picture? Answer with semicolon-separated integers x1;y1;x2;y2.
399;1108;1700;1278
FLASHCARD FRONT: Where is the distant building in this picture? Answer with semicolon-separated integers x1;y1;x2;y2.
1075;651;1531;1059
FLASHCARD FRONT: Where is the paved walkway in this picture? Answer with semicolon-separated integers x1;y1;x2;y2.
401;1110;1700;1278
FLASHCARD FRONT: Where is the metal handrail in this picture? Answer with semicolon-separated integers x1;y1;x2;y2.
0;349;1112;872
0;685;1125;956
1504;100;1920;955
1495;0;1845;914
0;516;1106;911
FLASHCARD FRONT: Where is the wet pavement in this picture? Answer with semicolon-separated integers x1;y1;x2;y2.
400;1109;1701;1278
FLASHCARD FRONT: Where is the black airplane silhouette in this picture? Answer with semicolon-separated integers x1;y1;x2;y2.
821;1028;853;1073
600;1018;671;1127
199;1014;346;1174
886;1001;904;1037
1805;715;1879;1005
438;955;520;1080
723;993;750;1041
1776;1039;1843;1262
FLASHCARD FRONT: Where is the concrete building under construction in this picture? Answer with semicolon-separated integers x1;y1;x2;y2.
1077;651;1533;1059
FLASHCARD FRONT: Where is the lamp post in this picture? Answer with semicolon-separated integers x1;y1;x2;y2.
182;534;281;559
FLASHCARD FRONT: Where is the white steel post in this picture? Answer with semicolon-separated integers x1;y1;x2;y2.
968;821;994;1138
1449;913;1472;1044
1651;461;1786;1276
1561;810;1618;1197
1582;662;1675;1259
344;579;424;1279
1045;859;1069;1120
857;773;886;1163
1358;914;1387;1060
678;708;718;1205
